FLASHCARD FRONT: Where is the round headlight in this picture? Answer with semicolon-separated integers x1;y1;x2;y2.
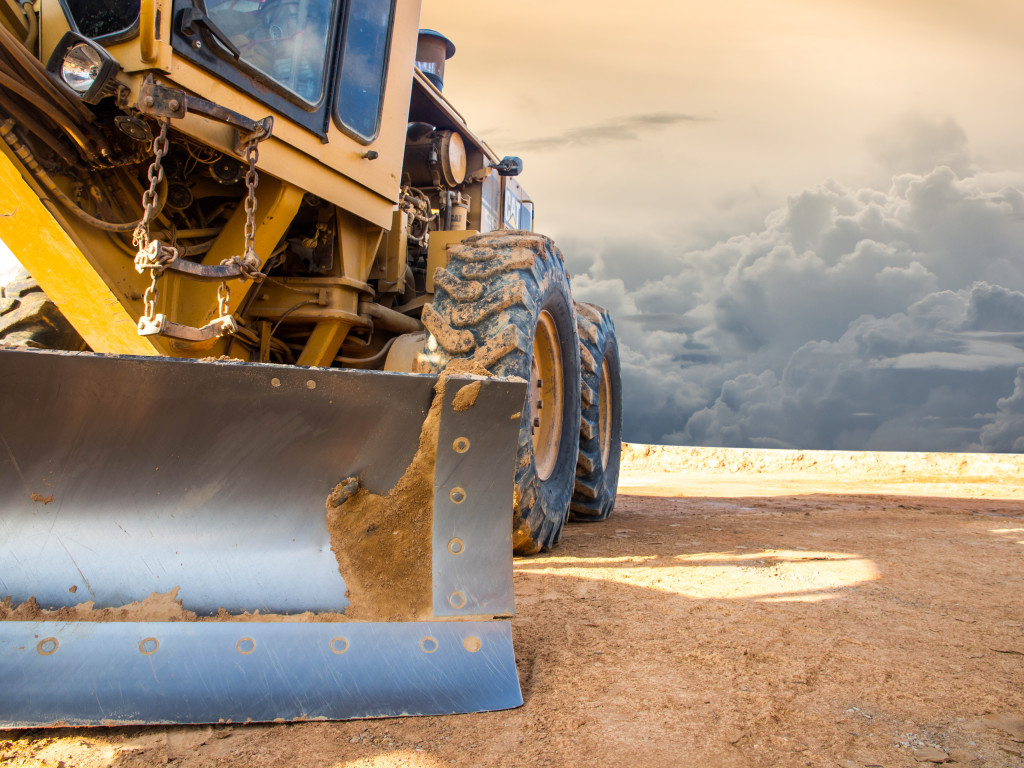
61;43;103;94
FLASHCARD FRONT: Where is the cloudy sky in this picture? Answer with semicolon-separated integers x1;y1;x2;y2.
4;1;1024;452
418;0;1024;452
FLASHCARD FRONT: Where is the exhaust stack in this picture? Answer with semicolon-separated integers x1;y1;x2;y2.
416;30;455;92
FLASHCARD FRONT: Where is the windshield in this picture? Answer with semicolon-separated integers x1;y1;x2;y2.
205;0;332;103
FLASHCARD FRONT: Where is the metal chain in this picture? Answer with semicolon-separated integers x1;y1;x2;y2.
243;140;259;263
134;119;174;328
132;126;264;338
216;139;262;318
133;119;170;253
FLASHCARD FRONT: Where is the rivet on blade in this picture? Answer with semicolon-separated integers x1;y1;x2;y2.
449;487;466;504
329;637;349;654
36;637;58;656
447;537;465;555
453;436;470;453
236;637;256;655
448;591;466;609
420;636;438;654
139;637;159;655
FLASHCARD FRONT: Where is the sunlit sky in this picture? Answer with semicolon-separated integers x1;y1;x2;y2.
421;0;1024;241
4;1;1024;451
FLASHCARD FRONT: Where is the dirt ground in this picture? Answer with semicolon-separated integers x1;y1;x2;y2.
3;444;1024;767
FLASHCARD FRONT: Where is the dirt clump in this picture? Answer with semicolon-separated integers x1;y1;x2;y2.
435;357;492;378
324;379;444;622
0;590;348;624
0;588;197;622
452;380;482;411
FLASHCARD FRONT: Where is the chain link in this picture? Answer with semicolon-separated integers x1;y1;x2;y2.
143;280;158;320
243;140;259;263
133;119;174;329
217;281;231;318
215;140;262;321
133;119;170;253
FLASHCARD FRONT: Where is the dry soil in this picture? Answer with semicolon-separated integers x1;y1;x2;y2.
2;444;1023;768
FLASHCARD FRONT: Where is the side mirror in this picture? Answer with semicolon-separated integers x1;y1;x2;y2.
493;156;523;177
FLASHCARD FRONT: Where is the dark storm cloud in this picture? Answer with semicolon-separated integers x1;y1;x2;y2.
979;368;1024;451
570;164;1024;452
516;112;705;151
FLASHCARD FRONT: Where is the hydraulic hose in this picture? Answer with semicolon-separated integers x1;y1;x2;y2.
20;3;36;53
0;120;165;232
0;68;96;158
0;20;110;160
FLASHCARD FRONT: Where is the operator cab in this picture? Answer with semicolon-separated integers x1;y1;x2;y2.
56;0;394;140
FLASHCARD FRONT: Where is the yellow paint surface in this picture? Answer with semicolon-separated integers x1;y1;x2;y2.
0;150;157;355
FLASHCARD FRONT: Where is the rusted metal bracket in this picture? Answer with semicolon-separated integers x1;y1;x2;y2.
134;240;253;342
135;76;273;151
138;313;237;341
136;245;261;282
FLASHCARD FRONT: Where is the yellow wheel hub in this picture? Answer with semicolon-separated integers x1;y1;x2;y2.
530;310;564;482
599;356;612;471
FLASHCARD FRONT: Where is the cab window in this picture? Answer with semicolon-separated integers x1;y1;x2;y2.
334;0;394;142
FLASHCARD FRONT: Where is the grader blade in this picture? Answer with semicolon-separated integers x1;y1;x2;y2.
0;348;525;726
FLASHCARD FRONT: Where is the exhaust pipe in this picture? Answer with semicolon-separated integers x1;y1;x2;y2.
415;30;455;92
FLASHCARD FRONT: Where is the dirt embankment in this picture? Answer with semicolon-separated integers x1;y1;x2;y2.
2;445;1023;767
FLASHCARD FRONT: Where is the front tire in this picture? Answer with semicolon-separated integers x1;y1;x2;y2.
0;270;84;350
421;231;581;554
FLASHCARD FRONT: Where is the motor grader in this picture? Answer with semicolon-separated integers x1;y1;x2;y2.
0;0;622;726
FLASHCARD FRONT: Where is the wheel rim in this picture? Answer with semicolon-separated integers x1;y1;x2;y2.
599;355;612;471
530;310;564;482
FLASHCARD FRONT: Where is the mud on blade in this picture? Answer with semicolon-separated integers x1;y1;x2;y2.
0;349;525;726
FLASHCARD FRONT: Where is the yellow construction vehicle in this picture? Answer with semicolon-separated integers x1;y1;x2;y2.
0;0;622;725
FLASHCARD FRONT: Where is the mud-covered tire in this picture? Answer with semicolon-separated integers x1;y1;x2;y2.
570;303;622;522
421;231;581;554
0;270;85;350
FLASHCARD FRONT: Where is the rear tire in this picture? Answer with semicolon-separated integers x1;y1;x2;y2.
570;303;622;522
0;270;85;350
421;231;581;554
